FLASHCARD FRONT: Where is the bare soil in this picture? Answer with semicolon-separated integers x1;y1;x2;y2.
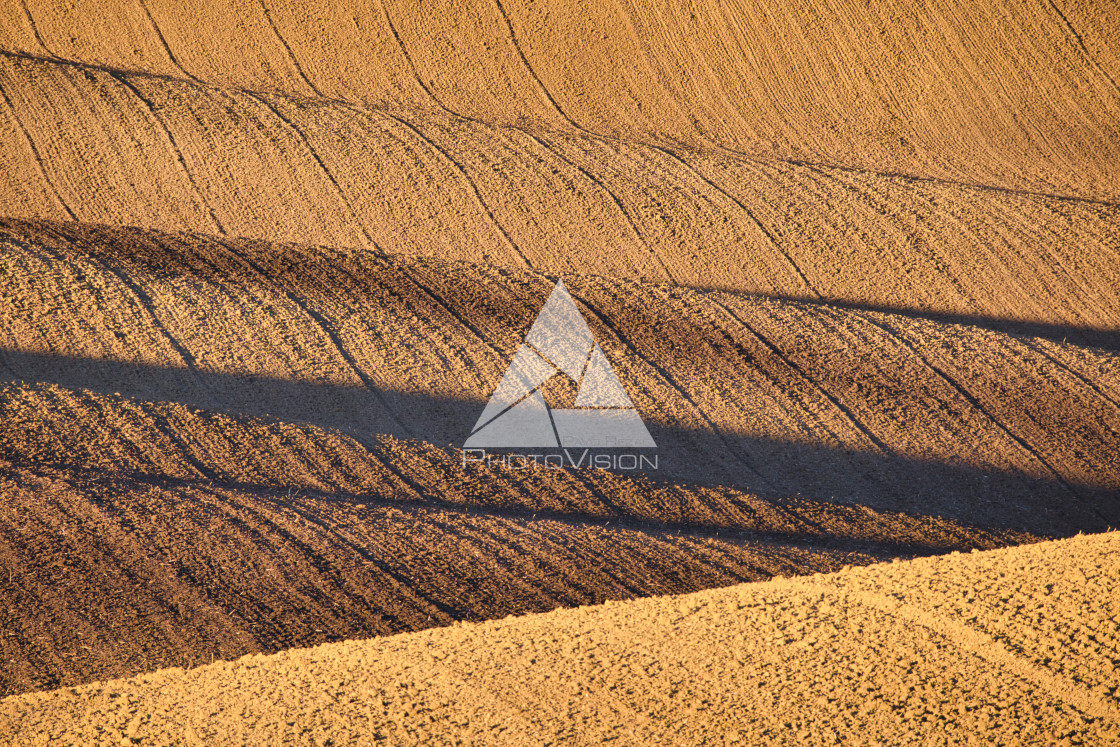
0;219;1115;696
2;531;1116;746
0;1;1117;738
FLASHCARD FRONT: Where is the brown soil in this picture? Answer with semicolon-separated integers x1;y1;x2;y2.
4;0;1119;203
1;29;1118;329
2;531;1116;746
0;0;1117;736
0;218;1115;696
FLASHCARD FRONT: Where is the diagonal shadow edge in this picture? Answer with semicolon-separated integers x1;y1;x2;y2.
3;217;1120;353
1;349;1116;538
0;455;988;562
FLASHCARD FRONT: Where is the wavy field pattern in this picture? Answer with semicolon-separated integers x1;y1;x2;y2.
3;532;1117;745
0;0;1117;740
0;6;1118;326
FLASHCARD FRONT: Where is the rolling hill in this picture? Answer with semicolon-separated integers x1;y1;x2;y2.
0;0;1117;730
3;531;1116;745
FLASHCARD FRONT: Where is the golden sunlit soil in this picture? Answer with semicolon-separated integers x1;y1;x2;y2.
0;0;1117;740
0;218;1116;695
1;2;1118;325
3;531;1116;746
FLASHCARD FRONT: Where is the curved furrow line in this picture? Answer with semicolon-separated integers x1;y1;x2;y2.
0;75;76;221
375;0;454;113
31;485;207;633
306;239;519;409
699;291;889;454
382;265;553;412
1044;0;1120;97
689;479;836;552
138;407;222;483
395;518;561;620
180;486;430;635
61;392;161;480
136;0;203;86
277;493;508;624
712;139;1120;210
585;288;845;541
0;431;1032;573
645;288;824;448
1026;340;1120;414
235;90;373;246
529;524;665;600
367;257;542;385
678;535;800;581
421;513;584;610
352;434;453;507
255;0;324;98
970;190;1120;327
391;264;509;362
106;71;226;234
294;468;859;581
878;166;1101;327
565;281;771;486
7;445;676;553
391;440;590;530
361;105;532;269
18;0;55;58
668;289;840;446
799;297;1081;483
483;520;652;604
2;47;1116;312
539;459;636;525
364;435;904;550
555;287;718;444
801;160;976;305
848;309;1106;519
205;235;413;438
202;482;456;626
490;0;580;130
366;447;842;549
521;129;677;283
362;264;487;378
610;1;722;144
645;143;820;298
24;228;211;397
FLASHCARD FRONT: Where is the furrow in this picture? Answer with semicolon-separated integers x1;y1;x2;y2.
490;0;580;130
375;0;451;110
371;107;532;268
255;0;324;98
647;143;819;297
524;129;676;283
25;228;206;387
1027;339;1120;414
700;291;889;453
850;309;1104;517
206;235;413;438
136;0;202;84
237;90;372;245
0;74;76;221
107;71;225;234
17;0;55;58
1044;0;1120;96
201;482;456;626
566;282;770;485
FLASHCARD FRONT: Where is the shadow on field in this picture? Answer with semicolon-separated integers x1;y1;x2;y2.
2;349;1116;538
711;291;1120;354
7;217;1120;353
